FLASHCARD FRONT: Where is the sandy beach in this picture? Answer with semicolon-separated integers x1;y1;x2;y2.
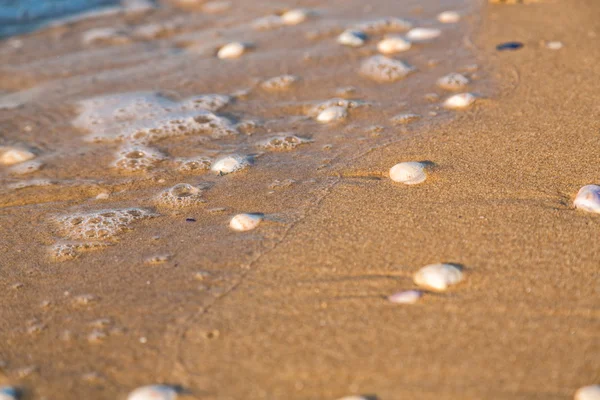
0;0;599;399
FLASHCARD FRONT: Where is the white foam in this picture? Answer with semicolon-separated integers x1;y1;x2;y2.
257;135;311;151
156;183;204;208
261;75;301;91
353;18;413;34
360;56;415;82
114;144;165;172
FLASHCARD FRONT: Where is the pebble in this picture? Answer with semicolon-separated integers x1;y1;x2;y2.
317;106;348;123
0;147;36;166
413;263;464;291
389;162;427;185
281;9;312;25
230;213;263;231
211;154;250;175
443;93;476;109
496;41;523;51
574;185;600;214
217;42;248;59
575;385;600;400
388;290;423;304
437;11;461;23
406;27;442;42
0;386;19;400
360;55;414;82
337;30;367;47
127;385;178;400
377;35;411;54
437;73;470;91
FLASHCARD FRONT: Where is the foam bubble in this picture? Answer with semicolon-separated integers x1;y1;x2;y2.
354;18;413;34
308;98;366;117
390;113;421;125
252;15;284;31
437;73;470;91
82;28;131;45
176;157;212;173
114;145;165;172
156;183;204;208
317;106;347;123
261;75;301;91
257;135;311;151
51;241;111;261
360;56;415;82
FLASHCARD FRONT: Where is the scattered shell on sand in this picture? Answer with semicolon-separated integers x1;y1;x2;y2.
317;106;348;123
443;93;476;109
127;385;178;400
414;263;464;291
281;9;312;25
360;55;414;82
574;185;600;214
217;42;248;59
406;27;442;42
390;113;421;125
389;162;427;185
230;213;263;231
388;290;423;304
211;154;250;175
437;73;470;91
337;30;367;47
437;11;461;23
0;146;36;165
0;386;19;400
545;41;564;50
377;35;411;54
575;385;600;400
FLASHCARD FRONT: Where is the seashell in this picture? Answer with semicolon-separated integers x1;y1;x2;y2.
337;30;367;47
211;154;250;175
388;290;423;304
406;27;442;42
217;42;248;59
437;11;461;23
545;41;563;50
413;263;464;291
230;213;263;231
443;93;476;109
360;55;415;82
437;73;469;91
127;385;178;400
0;146;36;165
389;162;427;185
281;9;312;25
377;35;411;54
317;106;347;123
574;185;600;214
0;387;19;400
575;385;600;400
336;397;369;400
390;113;421;125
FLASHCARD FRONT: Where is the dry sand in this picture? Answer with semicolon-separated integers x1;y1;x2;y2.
0;0;599;399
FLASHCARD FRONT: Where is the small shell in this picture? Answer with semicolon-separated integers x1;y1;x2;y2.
545;41;564;50
437;11;461;23
377;35;411;54
413;263;464;291
217;42;247;59
0;146;36;166
406;27;442;42
281;9;311;25
389;162;427;185
437;73;469;91
388;290;423;304
211;154;250;175
230;213;263;231
575;385;600;400
127;385;178;400
0;387;19;400
443;93;476;109
574;185;600;214
337;30;367;47
317;106;347;123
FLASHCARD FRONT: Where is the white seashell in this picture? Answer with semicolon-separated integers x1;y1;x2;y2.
437;73;469;91
389;162;427;185
230;213;263;231
360;55;415;82
0;146;36;166
413;263;464;291
388;290;423;304
281;9;311;25
211;154;250;175
443;93;476;109
574;185;600;214
575;385;600;400
337;30;367;47
96;192;110;200
545;41;564;50
336;397;369;400
127;385;178;400
377;35;411;54
317;106;347;123
217;42;247;59
437;11;461;23
406;27;442;42
0;387;19;400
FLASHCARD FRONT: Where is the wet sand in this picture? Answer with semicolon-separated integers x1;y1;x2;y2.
1;0;599;399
